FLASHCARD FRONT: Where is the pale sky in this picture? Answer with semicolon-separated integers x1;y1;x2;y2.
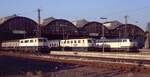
1;0;150;30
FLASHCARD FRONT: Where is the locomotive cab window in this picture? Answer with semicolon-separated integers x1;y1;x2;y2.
88;40;92;43
64;40;66;44
38;39;42;42
129;39;132;42
38;39;47;42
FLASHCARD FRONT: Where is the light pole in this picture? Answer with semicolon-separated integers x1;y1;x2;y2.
117;28;120;51
100;17;107;53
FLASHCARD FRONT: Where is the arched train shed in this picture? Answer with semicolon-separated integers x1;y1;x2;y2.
0;15;38;41
42;19;79;39
80;22;110;38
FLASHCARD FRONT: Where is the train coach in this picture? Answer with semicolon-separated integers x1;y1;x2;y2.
1;37;50;53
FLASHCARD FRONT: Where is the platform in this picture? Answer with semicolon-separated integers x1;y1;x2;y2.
50;51;150;60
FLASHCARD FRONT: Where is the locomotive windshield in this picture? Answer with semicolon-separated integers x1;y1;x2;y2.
38;39;47;42
88;40;92;43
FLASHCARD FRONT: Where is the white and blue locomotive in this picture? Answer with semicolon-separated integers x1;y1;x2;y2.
95;38;138;51
48;38;96;51
1;37;49;53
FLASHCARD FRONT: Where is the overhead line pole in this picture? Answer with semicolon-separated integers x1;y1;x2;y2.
124;15;128;38
37;8;41;37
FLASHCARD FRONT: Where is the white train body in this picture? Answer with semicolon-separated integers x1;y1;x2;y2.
1;37;49;53
19;38;48;47
48;38;96;51
2;41;19;48
60;38;95;47
95;38;138;51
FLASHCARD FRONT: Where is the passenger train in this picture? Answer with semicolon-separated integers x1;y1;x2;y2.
0;37;138;53
48;38;138;52
0;37;49;53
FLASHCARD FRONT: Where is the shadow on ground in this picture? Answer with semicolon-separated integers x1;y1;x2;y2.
0;56;84;76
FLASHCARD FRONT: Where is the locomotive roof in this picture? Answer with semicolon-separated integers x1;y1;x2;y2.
61;38;96;40
19;37;47;40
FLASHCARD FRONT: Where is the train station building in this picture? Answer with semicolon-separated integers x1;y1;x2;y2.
0;15;146;48
41;17;79;40
0;15;37;41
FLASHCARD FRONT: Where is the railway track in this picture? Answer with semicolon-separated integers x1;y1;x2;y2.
46;54;150;65
0;51;150;73
40;54;150;73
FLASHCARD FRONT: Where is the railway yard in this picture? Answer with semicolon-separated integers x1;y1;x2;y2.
0;21;147;76
1;1;150;76
0;50;150;77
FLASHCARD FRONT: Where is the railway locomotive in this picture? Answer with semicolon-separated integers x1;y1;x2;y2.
1;37;49;53
95;38;138;51
48;38;96;51
60;38;96;51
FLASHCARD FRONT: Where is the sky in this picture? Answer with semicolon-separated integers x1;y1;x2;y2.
0;0;150;30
